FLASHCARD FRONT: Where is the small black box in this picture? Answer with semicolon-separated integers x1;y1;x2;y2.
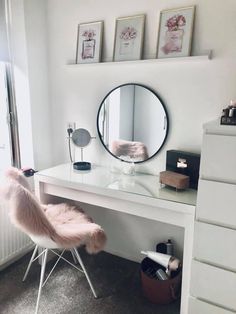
166;150;200;189
221;116;236;125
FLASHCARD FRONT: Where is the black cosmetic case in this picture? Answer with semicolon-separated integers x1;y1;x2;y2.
166;150;200;189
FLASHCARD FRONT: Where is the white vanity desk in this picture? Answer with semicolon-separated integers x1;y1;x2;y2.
34;163;197;314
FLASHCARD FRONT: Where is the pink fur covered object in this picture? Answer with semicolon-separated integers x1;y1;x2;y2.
111;139;149;161
0;167;106;254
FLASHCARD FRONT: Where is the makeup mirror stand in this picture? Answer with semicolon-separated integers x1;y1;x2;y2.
70;128;95;171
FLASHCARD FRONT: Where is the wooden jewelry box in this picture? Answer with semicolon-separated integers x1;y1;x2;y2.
159;170;190;190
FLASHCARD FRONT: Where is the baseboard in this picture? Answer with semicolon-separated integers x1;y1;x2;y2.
0;245;141;270
104;247;141;264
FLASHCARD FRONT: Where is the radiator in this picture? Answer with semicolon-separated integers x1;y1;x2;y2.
0;191;33;270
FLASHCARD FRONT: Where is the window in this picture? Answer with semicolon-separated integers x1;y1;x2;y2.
0;0;21;171
0;62;21;171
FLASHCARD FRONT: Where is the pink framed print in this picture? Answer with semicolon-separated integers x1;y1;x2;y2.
157;6;195;59
76;21;103;63
113;14;145;62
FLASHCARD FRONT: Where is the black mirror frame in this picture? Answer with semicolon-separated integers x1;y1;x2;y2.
96;83;169;164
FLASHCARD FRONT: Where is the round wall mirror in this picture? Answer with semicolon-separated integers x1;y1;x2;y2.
97;83;169;163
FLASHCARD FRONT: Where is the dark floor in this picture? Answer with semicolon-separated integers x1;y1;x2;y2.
0;249;180;314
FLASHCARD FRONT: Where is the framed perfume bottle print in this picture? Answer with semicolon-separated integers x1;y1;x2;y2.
113;14;145;62
76;21;103;63
157;6;195;59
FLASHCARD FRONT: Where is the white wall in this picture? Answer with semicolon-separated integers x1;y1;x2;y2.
0;0;8;61
22;0;236;261
23;0;52;170
45;0;236;172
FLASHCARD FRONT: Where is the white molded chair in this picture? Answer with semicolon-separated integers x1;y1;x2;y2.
0;168;106;314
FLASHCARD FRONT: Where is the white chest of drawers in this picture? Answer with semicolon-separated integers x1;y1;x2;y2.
189;120;236;313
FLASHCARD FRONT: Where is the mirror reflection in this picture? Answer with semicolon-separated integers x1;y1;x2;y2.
97;84;168;163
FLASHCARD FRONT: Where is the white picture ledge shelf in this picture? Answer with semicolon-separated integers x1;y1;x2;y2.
67;51;212;67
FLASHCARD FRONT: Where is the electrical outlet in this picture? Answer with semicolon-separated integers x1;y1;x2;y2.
67;122;76;131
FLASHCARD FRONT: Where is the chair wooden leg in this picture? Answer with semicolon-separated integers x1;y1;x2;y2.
35;249;48;314
22;245;39;282
73;248;98;298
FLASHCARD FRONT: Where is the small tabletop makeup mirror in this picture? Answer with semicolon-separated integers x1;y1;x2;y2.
71;128;95;170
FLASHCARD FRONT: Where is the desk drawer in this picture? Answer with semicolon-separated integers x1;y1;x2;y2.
200;134;236;183
189;297;235;314
194;222;236;271
197;179;236;228
191;260;236;311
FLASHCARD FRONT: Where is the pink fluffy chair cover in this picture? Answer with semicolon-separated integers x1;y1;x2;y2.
111;139;149;161
0;168;106;254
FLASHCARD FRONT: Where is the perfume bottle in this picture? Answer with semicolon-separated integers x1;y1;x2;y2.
82;39;95;59
122;161;135;175
165;29;184;53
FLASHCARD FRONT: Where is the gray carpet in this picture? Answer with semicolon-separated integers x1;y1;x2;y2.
0;249;180;314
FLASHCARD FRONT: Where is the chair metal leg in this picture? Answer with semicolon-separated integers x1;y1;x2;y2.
35;249;48;314
22;245;39;282
70;249;78;264
73;248;98;298
42;250;65;288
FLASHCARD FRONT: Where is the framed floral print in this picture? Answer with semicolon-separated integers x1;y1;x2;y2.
76;21;103;63
157;6;195;59
113;14;145;62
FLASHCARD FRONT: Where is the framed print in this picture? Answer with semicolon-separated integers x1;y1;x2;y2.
157;6;195;59
113;14;145;62
76;21;103;63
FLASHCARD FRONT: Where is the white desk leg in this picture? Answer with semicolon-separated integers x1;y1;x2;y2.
34;178;46;203
34;177;59;204
180;215;195;314
34;178;53;264
34;178;44;264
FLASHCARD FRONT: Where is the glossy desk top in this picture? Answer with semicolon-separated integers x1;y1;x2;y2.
36;163;197;207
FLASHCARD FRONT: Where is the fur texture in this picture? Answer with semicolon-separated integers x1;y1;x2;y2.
1;167;106;253
5;167;31;190
111;139;149;161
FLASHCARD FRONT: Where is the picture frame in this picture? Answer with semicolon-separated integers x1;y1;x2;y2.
157;6;195;59
76;21;103;64
113;14;145;62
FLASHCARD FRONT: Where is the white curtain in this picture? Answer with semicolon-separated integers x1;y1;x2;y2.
0;62;11;171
